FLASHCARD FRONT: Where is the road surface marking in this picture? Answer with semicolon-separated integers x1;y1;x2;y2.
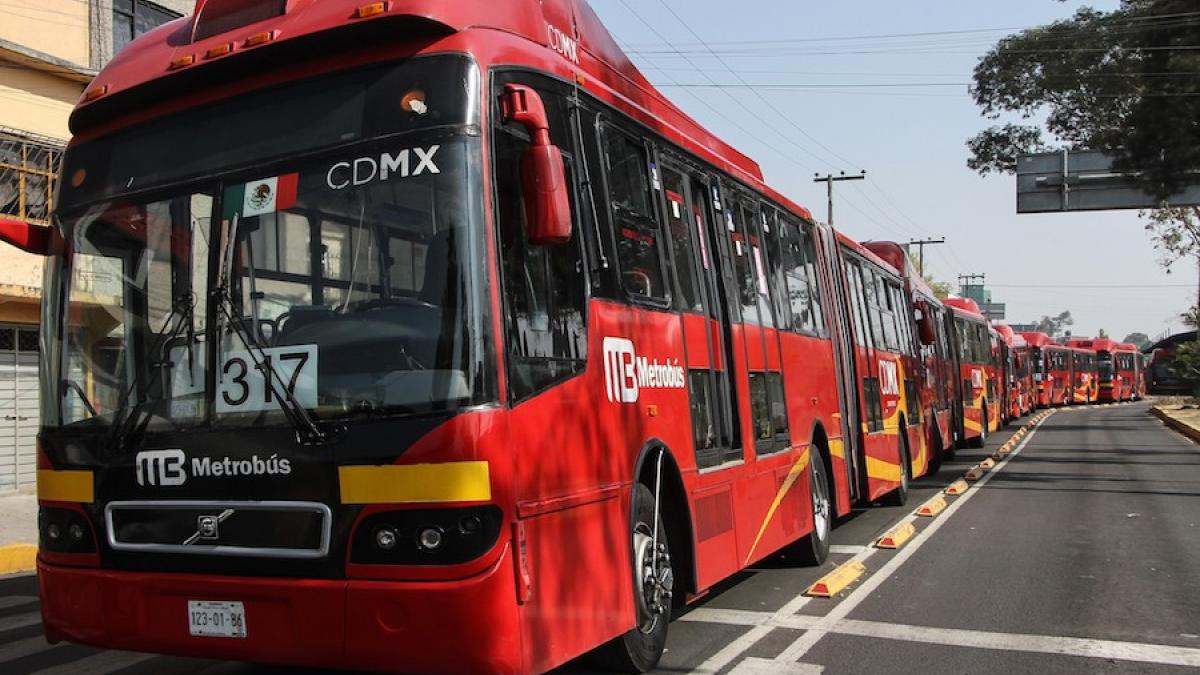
771;412;1051;666
828;544;867;555
31;650;157;675
0;635;62;664
0;595;36;610
728;657;824;674
0;611;41;632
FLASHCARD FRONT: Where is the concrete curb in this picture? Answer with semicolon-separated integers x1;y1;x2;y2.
1150;406;1200;445
0;543;36;575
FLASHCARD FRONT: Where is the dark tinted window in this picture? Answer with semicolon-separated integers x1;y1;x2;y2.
662;170;703;313
603;129;666;301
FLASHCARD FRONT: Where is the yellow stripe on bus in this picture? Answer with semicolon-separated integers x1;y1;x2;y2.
37;469;94;504
865;456;902;483
744;448;810;565
338;462;491;504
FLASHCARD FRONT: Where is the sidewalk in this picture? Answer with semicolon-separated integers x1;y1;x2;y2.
0;490;37;575
1150;402;1200;444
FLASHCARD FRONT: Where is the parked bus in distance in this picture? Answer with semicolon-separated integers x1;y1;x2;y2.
1071;339;1138;402
0;2;948;672
1146;331;1195;395
994;324;1032;420
944;298;1000;447
1067;344;1099;404
863;241;956;472
1022;332;1070;407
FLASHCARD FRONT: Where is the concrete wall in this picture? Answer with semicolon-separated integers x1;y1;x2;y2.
0;0;91;67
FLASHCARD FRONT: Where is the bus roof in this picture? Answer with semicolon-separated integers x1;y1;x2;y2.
993;323;1015;344
861;241;940;301
1067;338;1121;353
68;0;820;221
943;297;985;321
1019;331;1063;348
837;233;902;279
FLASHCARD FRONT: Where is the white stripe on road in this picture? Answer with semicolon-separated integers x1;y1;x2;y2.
0;635;62;664
728;657;824;674
0;595;37;610
827;545;868;555
32;650;157;675
772;415;1051;666
0;611;41;632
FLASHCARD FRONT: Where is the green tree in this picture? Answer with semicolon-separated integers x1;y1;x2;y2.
968;0;1200;197
968;1;1200;270
1035;310;1074;338
1098;328;1109;339
924;275;953;301
1169;341;1200;397
1122;332;1151;348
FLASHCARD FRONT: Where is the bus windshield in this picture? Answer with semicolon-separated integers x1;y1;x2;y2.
50;134;491;433
1098;353;1114;381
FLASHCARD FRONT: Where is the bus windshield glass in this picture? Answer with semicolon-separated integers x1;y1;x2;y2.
45;55;493;433
1098;353;1114;381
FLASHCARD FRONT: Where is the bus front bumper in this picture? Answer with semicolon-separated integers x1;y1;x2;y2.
37;548;522;674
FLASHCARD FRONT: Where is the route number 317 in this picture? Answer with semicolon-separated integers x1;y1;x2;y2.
217;345;319;414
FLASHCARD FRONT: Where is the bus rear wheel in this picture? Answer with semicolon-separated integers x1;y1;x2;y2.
793;446;832;565
596;483;673;673
969;407;988;448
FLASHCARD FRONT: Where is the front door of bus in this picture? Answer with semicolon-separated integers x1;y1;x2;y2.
659;164;742;469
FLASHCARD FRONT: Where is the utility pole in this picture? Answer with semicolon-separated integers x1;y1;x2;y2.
813;171;866;226
906;237;946;276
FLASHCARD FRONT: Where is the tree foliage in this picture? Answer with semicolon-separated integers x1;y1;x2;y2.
968;0;1200;198
1168;341;1200;396
924;275;954;300
1035;310;1074;338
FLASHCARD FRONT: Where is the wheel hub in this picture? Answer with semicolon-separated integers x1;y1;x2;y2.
633;527;673;634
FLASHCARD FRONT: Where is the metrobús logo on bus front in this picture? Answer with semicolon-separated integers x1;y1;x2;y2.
135;449;292;487
602;337;685;404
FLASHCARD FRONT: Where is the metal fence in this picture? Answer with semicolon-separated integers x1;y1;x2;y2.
0;128;64;226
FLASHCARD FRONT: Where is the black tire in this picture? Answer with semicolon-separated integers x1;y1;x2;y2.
595;483;672;673
882;429;911;506
793;446;832;566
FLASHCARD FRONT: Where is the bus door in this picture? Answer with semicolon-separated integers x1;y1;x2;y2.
657;163;742;471
842;257;883;494
723;187;787;456
811;226;863;503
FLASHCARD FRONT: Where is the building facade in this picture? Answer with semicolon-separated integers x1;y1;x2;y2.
0;0;191;491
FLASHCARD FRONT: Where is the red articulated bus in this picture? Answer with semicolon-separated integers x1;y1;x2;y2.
944;298;1001;447
864;241;956;473
993;324;1032;421
1021;331;1070;407
1125;345;1147;400
1069;338;1137;402
2;2;941;673
1067;343;1099;404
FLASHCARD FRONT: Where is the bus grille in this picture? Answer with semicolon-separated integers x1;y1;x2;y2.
104;501;331;559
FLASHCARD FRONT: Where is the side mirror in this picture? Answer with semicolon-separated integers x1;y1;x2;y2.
500;84;572;246
914;303;936;346
0;217;64;255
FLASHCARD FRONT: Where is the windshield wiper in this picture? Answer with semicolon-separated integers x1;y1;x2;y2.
107;293;196;454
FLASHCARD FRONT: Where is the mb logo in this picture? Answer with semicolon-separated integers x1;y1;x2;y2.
603;337;639;403
135;449;187;487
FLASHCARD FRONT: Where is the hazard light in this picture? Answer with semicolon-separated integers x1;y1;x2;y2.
355;2;388;19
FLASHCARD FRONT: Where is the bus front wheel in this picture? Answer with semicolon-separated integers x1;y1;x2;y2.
597;483;673;673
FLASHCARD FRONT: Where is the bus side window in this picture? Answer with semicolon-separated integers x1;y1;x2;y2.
601;126;667;302
494;87;589;402
762;208;791;330
802;225;826;336
780;217;813;334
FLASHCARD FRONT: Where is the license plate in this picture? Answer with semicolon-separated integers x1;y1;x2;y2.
187;601;246;638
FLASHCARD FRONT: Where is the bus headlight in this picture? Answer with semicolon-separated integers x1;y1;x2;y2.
417;527;444;551
350;506;502;566
39;507;96;554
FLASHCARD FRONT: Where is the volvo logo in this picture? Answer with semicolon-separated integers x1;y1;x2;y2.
183;509;235;546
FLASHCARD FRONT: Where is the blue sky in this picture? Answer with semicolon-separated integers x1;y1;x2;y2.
588;0;1194;342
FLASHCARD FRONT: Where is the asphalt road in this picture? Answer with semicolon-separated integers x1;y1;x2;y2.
3;402;1199;674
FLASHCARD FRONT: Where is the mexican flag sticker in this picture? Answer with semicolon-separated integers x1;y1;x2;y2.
223;173;298;219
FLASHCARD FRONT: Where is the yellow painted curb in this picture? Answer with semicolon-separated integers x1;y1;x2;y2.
915;494;948;517
0;544;37;575
875;521;916;549
945;479;969;496
980;458;996;470
806;560;867;598
965;465;985;481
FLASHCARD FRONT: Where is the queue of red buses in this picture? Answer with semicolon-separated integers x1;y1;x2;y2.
1067;339;1140;402
0;1;1132;673
994;324;1033;422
